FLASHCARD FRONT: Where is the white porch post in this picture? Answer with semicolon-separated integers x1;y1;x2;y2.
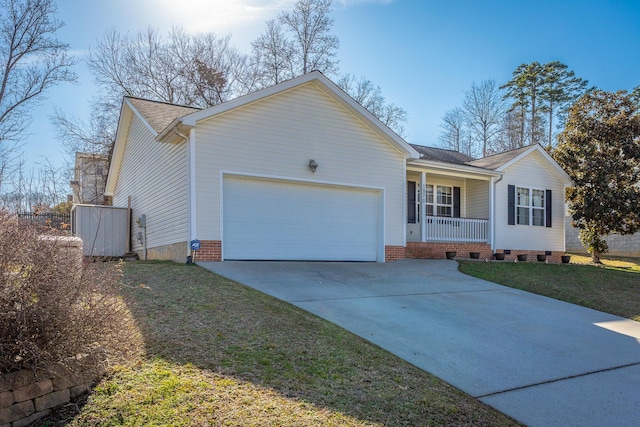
420;171;426;242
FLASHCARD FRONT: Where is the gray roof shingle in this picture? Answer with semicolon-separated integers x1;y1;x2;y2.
410;144;476;164
466;145;534;170
126;97;200;133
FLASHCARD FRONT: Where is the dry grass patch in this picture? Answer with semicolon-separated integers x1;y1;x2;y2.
61;261;518;426
458;254;640;321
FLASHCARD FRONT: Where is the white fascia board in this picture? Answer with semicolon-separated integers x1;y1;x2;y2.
407;160;502;180
496;144;572;183
179;71;420;159
105;100;134;196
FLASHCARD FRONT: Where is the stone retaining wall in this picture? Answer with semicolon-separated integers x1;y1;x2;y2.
566;216;640;257
0;364;100;427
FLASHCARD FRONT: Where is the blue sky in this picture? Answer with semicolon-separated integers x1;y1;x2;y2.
21;0;640;174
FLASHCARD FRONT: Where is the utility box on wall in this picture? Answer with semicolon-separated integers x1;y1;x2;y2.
71;204;129;257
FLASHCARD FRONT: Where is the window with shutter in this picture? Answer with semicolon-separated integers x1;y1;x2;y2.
510;185;551;227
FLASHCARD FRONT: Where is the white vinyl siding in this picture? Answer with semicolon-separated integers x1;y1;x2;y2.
466;179;489;219
495;152;566;251
112;114;188;252
194;82;406;248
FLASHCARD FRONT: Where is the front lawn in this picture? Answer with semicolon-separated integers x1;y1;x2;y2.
44;262;518;426
458;254;640;322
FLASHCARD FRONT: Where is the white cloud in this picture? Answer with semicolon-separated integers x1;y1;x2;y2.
147;0;296;34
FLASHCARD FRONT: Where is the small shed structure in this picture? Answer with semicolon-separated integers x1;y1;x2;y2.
71;204;129;257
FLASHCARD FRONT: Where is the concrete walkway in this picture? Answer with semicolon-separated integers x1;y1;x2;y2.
199;259;640;426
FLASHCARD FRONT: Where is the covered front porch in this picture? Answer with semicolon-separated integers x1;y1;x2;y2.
406;160;501;247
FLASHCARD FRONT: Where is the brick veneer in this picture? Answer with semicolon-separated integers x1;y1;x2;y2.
189;240;562;263
406;242;494;260
493;249;563;264
192;240;222;261
384;245;406;262
406;242;563;263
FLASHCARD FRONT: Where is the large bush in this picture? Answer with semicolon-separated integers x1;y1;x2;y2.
0;211;141;375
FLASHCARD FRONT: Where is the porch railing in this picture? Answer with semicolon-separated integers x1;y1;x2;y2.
424;216;488;242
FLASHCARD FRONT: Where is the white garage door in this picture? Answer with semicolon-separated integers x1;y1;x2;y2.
223;176;380;261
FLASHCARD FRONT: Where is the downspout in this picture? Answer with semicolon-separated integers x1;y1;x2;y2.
173;125;192;263
490;174;504;251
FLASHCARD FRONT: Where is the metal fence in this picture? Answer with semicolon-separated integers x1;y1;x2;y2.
17;212;71;232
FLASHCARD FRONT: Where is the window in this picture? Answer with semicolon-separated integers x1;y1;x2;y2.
516;186;545;226
426;185;453;217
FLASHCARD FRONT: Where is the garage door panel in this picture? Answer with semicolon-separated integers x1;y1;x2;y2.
223;176;379;261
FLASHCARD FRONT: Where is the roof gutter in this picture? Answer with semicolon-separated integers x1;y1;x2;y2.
407;159;502;178
156;118;186;142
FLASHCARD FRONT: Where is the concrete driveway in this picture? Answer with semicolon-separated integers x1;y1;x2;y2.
200;259;640;426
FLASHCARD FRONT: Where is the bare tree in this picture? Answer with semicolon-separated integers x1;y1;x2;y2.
439;107;468;154
463;79;505;157
0;156;67;211
337;74;407;136
279;0;339;76
55;27;250;161
251;19;294;87
0;0;77;186
87;27;246;109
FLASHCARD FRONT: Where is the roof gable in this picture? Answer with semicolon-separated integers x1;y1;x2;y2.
170;71;419;159
469;144;571;182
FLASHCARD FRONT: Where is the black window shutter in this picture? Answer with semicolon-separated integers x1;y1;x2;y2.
546;189;552;227
508;185;515;225
407;181;416;224
453;187;461;218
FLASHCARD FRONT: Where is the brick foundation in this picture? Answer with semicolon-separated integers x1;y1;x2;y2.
385;245;406;262
192;240;222;262
493;249;563;264
406;242;494;260
405;242;563;263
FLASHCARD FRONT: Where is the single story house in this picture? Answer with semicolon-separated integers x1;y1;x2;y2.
104;71;571;263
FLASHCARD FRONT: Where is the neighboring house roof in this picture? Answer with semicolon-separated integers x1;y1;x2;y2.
410;144;476;164
126;97;200;134
466;145;534;170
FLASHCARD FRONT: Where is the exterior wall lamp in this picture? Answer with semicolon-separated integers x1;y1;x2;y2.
308;159;318;173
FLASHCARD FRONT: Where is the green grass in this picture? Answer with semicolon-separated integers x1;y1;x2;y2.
43;261;518;426
458;254;640;321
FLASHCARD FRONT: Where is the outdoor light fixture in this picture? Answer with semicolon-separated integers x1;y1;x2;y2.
308;159;318;173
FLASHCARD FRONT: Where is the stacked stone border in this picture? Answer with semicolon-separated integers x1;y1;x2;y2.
0;363;101;427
